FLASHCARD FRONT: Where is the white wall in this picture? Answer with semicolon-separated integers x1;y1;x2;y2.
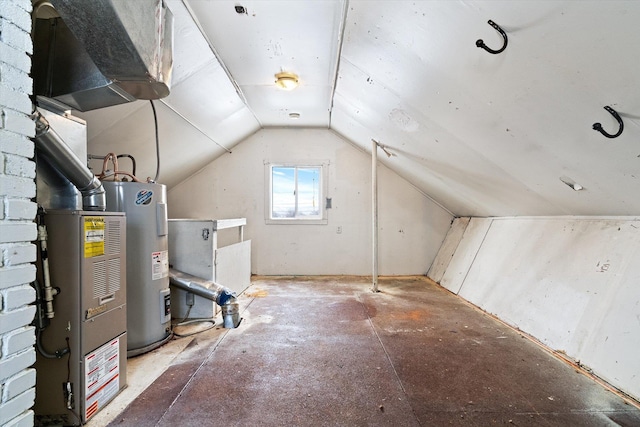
428;216;640;402
168;128;453;275
0;1;37;425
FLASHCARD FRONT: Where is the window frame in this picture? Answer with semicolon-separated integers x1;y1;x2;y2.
265;160;329;225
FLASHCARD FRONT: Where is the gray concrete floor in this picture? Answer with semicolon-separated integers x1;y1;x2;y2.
99;276;640;426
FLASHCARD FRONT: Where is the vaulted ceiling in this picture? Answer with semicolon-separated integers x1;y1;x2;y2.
77;0;640;217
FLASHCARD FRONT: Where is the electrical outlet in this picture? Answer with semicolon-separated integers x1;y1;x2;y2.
336;226;342;234
186;291;195;306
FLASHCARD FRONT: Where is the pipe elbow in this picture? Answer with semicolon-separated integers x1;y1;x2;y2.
79;176;106;211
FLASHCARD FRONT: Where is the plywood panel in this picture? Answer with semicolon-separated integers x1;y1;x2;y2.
215;240;252;296
440;218;492;294
427;217;469;283
452;217;640;401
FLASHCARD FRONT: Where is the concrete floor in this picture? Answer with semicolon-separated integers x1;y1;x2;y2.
94;276;640;426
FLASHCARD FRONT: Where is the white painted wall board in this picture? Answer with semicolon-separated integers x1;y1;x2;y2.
440;218;493;295
581;252;640;399
427;217;469;283
449;217;640;401
216;240;252;296
168;128;452;275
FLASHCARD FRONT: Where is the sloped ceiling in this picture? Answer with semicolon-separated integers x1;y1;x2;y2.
77;0;640;217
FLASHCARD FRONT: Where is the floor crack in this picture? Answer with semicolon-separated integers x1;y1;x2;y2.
357;293;423;427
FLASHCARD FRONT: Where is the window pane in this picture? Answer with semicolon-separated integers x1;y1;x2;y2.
297;167;321;217
272;167;296;218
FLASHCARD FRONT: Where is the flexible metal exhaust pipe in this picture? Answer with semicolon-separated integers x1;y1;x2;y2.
169;268;240;328
33;110;106;211
169;268;236;306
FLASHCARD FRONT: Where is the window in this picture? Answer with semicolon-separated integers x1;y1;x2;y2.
266;162;328;224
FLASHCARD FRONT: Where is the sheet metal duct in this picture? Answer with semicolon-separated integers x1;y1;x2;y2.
32;0;173;111
169;269;236;307
33;110;106;211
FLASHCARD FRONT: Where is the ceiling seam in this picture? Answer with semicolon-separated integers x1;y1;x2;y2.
181;0;263;128
328;0;350;130
159;99;233;153
170;58;220;88
81;101;150;142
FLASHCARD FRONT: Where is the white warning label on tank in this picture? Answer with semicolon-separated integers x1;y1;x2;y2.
152;250;169;280
85;337;120;421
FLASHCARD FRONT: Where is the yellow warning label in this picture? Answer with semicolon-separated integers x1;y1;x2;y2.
84;217;105;258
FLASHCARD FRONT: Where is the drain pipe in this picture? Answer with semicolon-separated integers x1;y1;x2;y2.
169;269;240;328
36;212;58;319
33;110;106;211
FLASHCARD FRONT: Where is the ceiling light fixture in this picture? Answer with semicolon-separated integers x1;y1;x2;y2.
275;72;299;90
289;112;300;119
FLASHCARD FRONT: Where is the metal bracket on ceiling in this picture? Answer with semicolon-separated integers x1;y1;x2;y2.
476;20;508;54
592;106;624;139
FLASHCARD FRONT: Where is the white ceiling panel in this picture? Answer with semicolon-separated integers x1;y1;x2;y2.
163;60;249;126
78;101;148;141
85;101;255;188
72;0;640;217
333;0;640;216
330;79;565;217
165;0;217;85
185;0;345;127
241;84;331;127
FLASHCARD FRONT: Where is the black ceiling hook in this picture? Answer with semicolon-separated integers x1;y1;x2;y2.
592;106;624;138
476;20;508;54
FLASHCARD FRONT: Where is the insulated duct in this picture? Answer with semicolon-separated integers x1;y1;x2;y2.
169;269;236;307
33;111;106;211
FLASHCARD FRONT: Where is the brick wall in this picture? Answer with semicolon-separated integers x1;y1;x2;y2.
0;1;37;426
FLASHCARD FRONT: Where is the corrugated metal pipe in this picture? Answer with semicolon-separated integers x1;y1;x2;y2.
33;111;106;211
169;269;240;328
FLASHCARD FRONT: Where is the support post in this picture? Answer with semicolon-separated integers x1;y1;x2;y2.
372;139;379;292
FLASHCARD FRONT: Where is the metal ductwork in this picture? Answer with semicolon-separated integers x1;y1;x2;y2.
169;269;241;328
169;269;236;307
32;0;173;112
33;111;106;211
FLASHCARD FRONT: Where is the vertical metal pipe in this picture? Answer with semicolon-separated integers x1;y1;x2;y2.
372;139;379;292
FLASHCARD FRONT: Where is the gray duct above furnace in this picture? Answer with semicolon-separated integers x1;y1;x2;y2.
32;0;173;111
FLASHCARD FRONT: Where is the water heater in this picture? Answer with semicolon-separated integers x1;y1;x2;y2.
103;181;171;356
